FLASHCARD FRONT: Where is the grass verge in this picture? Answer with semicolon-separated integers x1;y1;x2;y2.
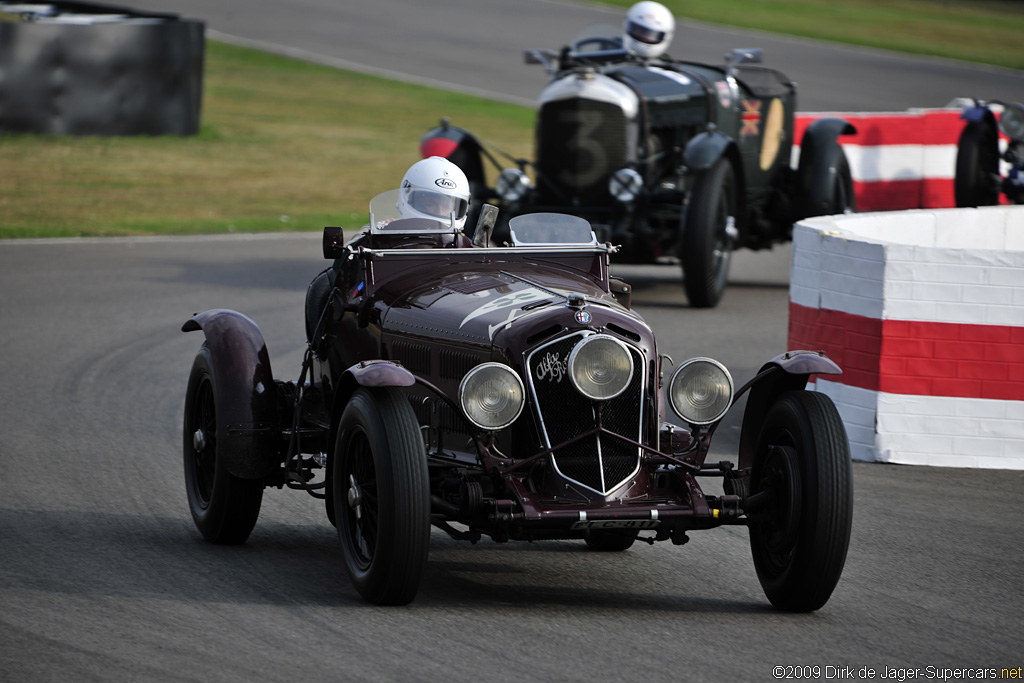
0;41;533;238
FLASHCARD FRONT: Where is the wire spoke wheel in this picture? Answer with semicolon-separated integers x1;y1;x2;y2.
682;157;737;309
333;387;430;605
749;390;853;612
182;343;263;544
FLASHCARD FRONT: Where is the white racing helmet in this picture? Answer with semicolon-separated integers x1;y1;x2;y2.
397;156;471;231
623;1;675;59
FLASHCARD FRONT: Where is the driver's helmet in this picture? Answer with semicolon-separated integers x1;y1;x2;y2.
623;1;675;59
397;156;471;231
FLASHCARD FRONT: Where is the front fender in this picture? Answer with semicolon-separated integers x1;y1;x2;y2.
736;350;842;478
796;117;857;219
684;130;733;172
182;309;279;479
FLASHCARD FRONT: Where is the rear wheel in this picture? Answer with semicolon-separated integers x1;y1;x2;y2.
681;157;737;309
748;391;852;612
955;119;1000;207
183;344;263;544
334;387;430;605
827;149;856;215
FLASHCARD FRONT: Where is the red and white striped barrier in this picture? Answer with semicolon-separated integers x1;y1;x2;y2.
795;107;1005;212
788;207;1024;469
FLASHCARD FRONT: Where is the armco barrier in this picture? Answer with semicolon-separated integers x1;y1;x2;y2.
794;108;993;212
0;3;204;136
789;206;1024;469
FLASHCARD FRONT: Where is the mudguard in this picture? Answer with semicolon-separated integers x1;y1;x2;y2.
735;350;842;478
182;309;280;479
330;360;417;434
960;104;998;127
325;360;419;513
796;117;856;219
420;120;488;189
684;129;734;172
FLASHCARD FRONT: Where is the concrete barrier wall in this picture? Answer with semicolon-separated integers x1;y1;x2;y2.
789;206;1024;469
0;4;204;135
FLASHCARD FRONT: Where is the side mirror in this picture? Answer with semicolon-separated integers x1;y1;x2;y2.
323;226;346;259
472;204;499;247
610;277;632;310
726;47;763;66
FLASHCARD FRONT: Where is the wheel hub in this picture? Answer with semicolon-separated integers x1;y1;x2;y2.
192;428;206;452
347;474;363;520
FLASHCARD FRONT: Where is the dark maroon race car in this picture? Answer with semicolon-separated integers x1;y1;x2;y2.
181;190;853;609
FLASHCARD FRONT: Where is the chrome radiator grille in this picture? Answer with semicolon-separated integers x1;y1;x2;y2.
527;333;644;494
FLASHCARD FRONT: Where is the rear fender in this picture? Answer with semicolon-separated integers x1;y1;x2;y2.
796;117;857;219
182;309;280;479
736;350;842;477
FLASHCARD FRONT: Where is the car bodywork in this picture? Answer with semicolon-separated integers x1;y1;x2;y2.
421;31;856;308
181;192;854;609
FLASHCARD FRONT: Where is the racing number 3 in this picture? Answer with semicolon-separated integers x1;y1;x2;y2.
559;109;607;189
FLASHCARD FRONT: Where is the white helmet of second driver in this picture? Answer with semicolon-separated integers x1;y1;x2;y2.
623;1;675;59
397;156;471;231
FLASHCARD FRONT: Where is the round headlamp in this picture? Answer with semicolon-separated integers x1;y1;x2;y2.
568;334;634;401
999;102;1024;142
497;168;530;203
668;358;733;426
609;168;643;203
459;363;525;431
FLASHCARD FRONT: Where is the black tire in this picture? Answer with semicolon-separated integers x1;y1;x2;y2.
334;387;430;605
681;157;737;309
584;529;639;552
827;149;856;215
955;120;1000;207
748;390;853;612
183;344;263;544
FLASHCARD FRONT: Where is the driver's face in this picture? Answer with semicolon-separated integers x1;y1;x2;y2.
418;193;450;217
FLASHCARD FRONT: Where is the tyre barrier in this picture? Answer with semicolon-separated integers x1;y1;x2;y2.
0;2;204;135
789;206;1024;469
795;107;1005;212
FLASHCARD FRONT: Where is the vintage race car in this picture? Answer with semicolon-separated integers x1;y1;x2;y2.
955;98;1024;206
181;192;854;609
421;27;857;308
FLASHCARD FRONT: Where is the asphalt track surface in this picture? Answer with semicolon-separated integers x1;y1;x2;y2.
3;2;1024;681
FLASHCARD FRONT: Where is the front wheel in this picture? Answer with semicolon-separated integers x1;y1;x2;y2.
955;119;1000;207
183;344;263;544
748;390;853;612
681;157;737;309
334;387;430;605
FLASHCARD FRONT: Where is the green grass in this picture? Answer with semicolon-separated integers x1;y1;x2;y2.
614;0;1024;70
0;41;533;238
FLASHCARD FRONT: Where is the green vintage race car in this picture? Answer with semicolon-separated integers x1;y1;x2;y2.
422;27;856;308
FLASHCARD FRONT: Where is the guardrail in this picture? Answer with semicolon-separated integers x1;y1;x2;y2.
795;107;1007;212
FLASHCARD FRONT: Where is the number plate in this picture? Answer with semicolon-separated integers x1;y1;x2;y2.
571;520;660;530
